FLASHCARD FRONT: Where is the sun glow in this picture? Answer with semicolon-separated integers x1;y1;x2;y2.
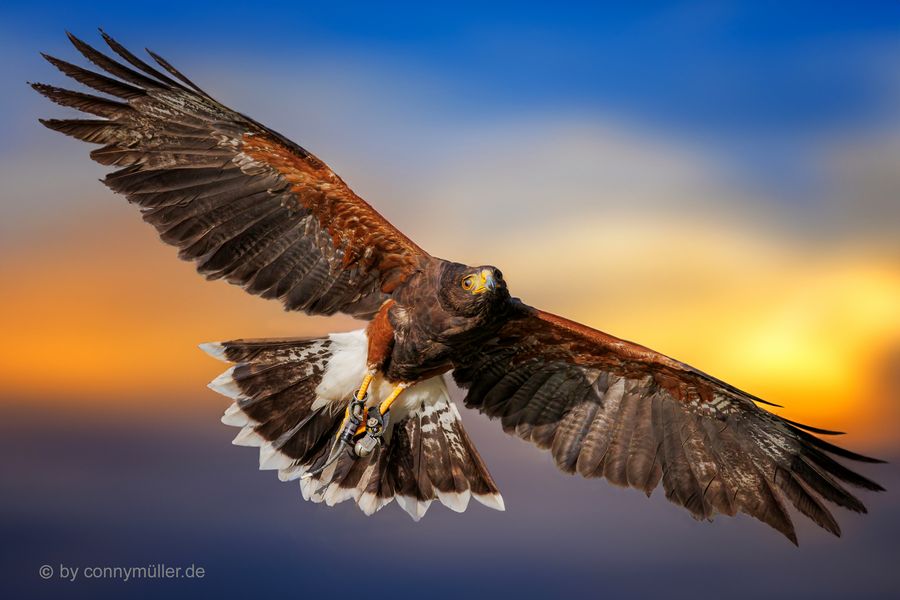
2;209;898;449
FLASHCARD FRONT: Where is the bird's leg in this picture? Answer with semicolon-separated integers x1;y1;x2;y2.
378;382;409;416
352;382;409;457
303;369;375;478
302;372;376;480
356;372;375;401
335;371;375;446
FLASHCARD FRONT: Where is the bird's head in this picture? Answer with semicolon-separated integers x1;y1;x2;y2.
439;262;509;317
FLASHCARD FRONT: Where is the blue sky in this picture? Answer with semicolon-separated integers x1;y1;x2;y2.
3;1;898;206
5;1;899;136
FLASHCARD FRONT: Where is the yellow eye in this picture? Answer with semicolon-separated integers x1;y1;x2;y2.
462;275;475;291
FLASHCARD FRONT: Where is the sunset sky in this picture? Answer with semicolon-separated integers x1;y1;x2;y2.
2;2;899;598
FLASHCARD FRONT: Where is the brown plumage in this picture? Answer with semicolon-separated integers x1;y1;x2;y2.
37;30;429;320
34;31;883;541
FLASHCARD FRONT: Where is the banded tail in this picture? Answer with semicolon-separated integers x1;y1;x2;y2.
200;329;504;519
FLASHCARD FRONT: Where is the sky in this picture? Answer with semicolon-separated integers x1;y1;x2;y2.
1;2;899;599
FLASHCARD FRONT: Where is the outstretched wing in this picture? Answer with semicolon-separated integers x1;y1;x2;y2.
33;31;428;319
452;300;884;543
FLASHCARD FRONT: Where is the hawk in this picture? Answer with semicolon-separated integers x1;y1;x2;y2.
34;31;884;543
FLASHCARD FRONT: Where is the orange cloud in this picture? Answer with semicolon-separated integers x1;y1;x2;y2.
0;212;357;405
2;209;898;454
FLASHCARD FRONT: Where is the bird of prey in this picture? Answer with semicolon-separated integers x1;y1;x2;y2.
34;31;884;544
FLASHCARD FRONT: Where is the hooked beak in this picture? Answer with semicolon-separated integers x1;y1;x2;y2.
472;269;496;294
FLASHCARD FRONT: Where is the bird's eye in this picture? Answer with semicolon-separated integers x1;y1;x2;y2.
462;275;475;291
494;269;503;280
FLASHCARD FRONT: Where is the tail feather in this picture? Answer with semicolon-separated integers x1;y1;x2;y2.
201;329;504;519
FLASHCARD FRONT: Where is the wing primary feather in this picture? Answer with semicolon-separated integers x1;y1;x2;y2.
774;467;841;537
791;455;868;513
98;29;191;91
800;444;885;491
758;476;798;545
41;53;145;99
65;31;163;89
145;48;212;97
790;426;886;464
38;118;124;145
30;83;130;118
104;166;244;196
780;417;845;436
